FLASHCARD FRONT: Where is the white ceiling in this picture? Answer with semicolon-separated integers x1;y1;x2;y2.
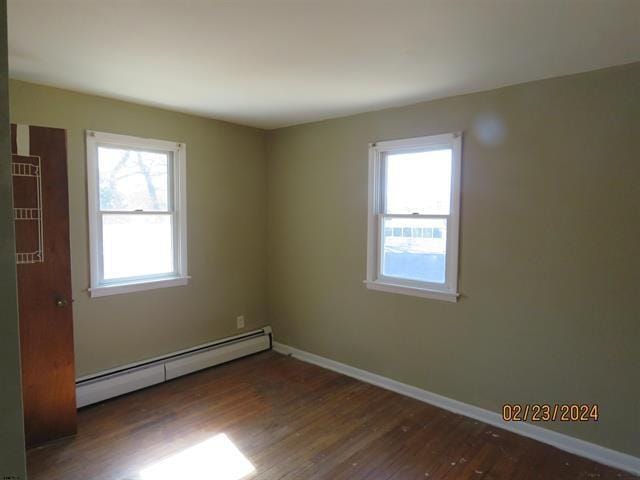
8;0;640;129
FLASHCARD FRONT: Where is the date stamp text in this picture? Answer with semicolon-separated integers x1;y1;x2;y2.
502;404;599;422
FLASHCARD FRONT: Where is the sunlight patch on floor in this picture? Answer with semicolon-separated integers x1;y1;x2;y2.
139;433;255;480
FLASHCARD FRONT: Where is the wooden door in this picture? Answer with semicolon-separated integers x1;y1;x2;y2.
11;124;76;447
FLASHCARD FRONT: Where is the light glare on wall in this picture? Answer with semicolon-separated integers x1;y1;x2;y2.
472;111;507;146
139;433;255;480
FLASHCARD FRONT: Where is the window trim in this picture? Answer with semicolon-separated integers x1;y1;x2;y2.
86;130;189;297
365;133;462;302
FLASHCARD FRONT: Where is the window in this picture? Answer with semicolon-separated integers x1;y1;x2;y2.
86;131;188;297
366;133;461;302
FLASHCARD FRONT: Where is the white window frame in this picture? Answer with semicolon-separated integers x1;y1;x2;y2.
365;132;462;302
86;130;189;297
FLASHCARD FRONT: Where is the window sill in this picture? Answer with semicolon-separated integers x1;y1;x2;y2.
364;280;459;303
89;276;190;298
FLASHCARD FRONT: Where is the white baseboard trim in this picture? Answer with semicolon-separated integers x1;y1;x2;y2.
272;341;640;475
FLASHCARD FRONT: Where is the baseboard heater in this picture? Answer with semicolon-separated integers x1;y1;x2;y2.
76;326;272;408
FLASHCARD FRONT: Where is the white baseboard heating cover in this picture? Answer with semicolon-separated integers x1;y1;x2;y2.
76;327;272;408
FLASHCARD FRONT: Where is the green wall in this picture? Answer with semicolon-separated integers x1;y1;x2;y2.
0;0;27;477
266;63;640;456
9;80;269;377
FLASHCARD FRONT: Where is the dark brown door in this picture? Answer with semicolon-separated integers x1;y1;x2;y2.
11;124;76;447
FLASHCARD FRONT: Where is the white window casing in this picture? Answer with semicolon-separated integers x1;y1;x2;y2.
86;130;189;297
365;133;462;302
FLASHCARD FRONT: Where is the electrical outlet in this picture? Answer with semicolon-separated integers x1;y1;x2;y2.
236;315;245;329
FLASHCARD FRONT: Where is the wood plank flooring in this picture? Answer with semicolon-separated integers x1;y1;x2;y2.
27;351;637;480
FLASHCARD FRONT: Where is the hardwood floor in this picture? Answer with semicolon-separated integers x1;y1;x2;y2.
27;351;636;480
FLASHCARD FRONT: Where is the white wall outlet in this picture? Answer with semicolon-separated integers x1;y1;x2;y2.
236;315;245;329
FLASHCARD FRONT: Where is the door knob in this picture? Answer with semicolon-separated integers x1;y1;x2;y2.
55;297;68;308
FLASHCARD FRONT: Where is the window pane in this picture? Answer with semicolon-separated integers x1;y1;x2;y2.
381;217;447;284
102;214;174;280
98;146;169;211
385;149;451;215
